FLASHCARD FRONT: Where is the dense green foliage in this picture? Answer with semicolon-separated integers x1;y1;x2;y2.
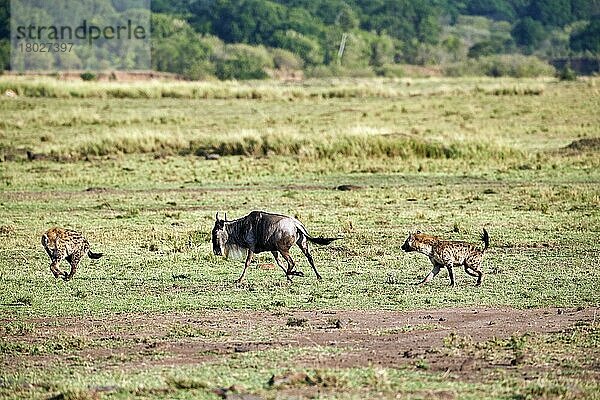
1;0;599;77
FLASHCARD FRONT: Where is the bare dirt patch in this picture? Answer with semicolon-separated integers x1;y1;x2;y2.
2;307;598;383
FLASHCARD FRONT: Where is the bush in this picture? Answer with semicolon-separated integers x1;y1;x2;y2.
445;54;555;77
214;44;273;80
270;48;304;70
557;66;577;81
375;64;405;78
80;72;97;81
183;61;215;81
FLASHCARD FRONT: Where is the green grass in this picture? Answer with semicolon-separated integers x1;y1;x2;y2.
0;77;599;399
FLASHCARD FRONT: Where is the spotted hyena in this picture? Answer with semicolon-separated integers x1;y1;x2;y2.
41;227;103;281
401;228;489;287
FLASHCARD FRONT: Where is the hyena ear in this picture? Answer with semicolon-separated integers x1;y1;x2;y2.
416;230;421;234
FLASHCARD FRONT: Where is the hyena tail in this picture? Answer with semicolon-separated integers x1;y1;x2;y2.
88;250;103;259
481;228;490;251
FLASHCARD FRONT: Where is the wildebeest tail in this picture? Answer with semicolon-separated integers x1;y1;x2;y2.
481;228;490;251
295;222;341;246
307;236;341;246
88;250;103;259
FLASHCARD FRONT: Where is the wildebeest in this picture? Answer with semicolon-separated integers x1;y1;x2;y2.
211;211;341;283
401;228;489;287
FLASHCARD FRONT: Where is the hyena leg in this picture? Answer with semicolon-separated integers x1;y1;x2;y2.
297;238;321;280
64;252;83;281
49;259;63;278
49;250;65;279
419;263;441;285
447;265;456;287
465;263;483;286
236;250;254;284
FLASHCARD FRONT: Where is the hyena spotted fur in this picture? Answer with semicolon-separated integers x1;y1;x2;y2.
41;227;103;281
402;228;489;287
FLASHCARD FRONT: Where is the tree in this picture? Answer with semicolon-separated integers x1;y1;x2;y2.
468;40;504;58
570;18;600;54
512;17;546;52
369;33;395;67
151;14;212;78
336;5;359;31
571;0;600;20
0;0;9;39
466;0;516;21
527;0;572;27
271;29;323;65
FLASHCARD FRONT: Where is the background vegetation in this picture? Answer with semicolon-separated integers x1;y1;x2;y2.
1;0;600;78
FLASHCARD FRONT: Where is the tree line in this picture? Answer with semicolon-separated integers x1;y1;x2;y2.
1;0;599;78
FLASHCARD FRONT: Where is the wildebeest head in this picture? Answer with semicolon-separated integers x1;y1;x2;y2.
401;231;421;252
212;212;228;256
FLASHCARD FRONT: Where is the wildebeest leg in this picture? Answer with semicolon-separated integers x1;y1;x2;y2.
447;265;455;287
418;263;441;285
271;251;288;275
280;251;297;277
297;238;322;280
236;250;254;284
272;251;295;281
64;252;82;281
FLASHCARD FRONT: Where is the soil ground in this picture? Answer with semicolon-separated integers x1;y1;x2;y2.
3;307;598;383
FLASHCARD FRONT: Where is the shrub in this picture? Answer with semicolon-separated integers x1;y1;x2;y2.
445;54;555;77
214;44;273;80
80;72;97;81
270;48;304;70
557;66;577;81
375;64;405;78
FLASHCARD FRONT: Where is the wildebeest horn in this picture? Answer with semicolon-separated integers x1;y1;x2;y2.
224;212;227;221
215;212;219;221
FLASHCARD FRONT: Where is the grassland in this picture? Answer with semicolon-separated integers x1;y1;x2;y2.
0;76;599;399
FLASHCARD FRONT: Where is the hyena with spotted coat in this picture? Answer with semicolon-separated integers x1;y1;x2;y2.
41;227;103;281
402;229;489;287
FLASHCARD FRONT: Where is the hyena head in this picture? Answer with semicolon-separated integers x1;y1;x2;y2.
401;231;434;253
212;212;228;257
401;231;420;252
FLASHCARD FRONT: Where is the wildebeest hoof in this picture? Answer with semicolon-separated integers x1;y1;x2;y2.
290;271;304;277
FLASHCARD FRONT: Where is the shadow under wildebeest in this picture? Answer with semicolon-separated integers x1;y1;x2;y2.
211;211;341;283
